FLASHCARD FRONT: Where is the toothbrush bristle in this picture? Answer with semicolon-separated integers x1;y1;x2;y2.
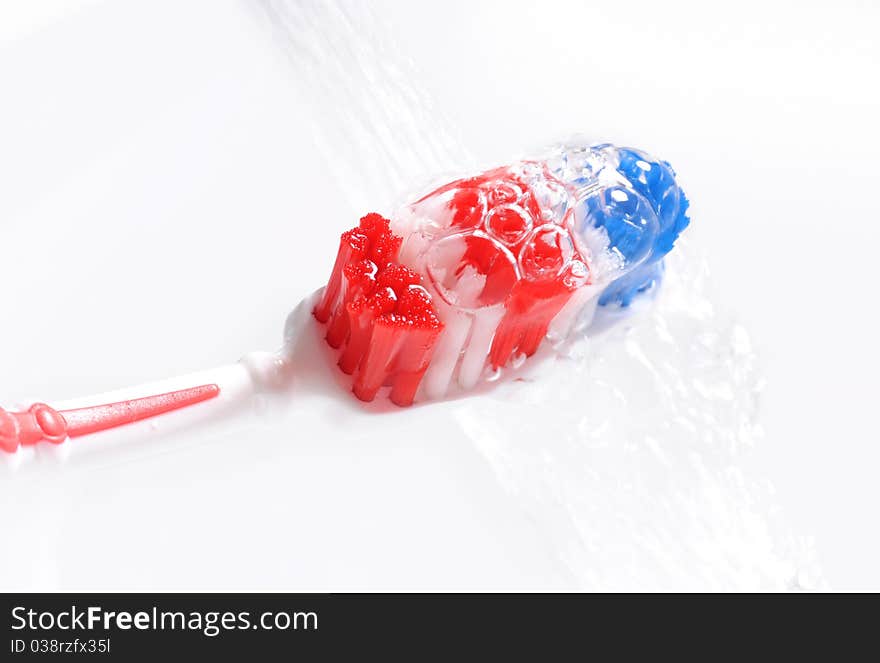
489;276;579;368
314;214;444;406
316;143;690;406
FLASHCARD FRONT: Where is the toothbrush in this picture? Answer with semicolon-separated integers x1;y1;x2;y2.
0;386;220;454
313;141;689;405
0;141;689;453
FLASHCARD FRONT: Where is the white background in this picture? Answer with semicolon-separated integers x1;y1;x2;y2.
0;0;878;590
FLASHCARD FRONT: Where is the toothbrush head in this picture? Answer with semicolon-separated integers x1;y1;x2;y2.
313;214;443;407
314;141;690;405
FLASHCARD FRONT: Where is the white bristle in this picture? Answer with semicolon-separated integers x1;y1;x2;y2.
457;304;504;390
421;300;472;400
548;283;601;343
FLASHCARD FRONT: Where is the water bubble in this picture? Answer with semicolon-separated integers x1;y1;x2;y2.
575;185;659;273
485;181;522;207
425;232;518;309
519;224;576;280
485;204;533;245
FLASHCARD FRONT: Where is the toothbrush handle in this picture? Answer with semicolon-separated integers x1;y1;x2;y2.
0;403;67;453
0;384;220;454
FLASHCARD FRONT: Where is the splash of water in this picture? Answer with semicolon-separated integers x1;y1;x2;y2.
253;0;471;211
454;242;824;590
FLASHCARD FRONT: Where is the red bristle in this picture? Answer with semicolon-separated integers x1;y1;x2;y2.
489;318;524;369
358;212;389;236
388;369;428;407
319;177;587;402
370;231;402;267
394;284;442;329
519;318;552;356
489;278;574;368
325;305;351;349
314;229;368;322
352;316;401;402
487;218;588;366
316;214;444;405
358;213;401;267
449;187;484;228
387;287;443;406
338;287;397;375
354;304;442;405
338;299;370;375
326;259;378;348
376;263;421;292
344;259;380;296
457;234;518;306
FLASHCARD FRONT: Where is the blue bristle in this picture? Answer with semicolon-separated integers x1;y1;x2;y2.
598;148;690;307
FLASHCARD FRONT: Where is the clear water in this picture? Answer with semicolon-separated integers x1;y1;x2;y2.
454;243;823;589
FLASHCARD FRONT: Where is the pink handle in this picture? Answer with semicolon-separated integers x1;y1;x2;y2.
0;384;220;454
